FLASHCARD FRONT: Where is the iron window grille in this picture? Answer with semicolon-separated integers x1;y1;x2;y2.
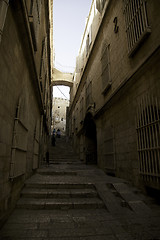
136;95;160;187
123;0;151;56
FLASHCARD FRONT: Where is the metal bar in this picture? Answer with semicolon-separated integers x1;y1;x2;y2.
155;98;160;180
148;96;156;176
137;0;143;35
136;119;160;130
125;2;132;50
151;96;158;181
130;0;136;46
133;0;139;42
142;0;148;29
140;99;146;175
129;1;135;48
145;96;152;179
137;103;142;172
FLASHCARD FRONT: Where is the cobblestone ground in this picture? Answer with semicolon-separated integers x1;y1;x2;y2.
0;137;160;240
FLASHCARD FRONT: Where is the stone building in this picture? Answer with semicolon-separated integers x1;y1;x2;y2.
0;0;53;225
68;0;160;192
52;97;70;136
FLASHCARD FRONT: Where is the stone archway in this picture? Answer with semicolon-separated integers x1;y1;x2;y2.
51;68;73;87
84;112;97;164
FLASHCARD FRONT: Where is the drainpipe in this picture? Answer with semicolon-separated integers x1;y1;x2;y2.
0;0;9;43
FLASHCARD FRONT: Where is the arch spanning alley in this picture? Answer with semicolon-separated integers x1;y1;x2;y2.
51;68;73;87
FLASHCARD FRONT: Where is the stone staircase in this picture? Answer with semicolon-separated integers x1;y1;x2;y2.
17;182;104;210
49;136;80;164
2;137;160;239
16;137;105;211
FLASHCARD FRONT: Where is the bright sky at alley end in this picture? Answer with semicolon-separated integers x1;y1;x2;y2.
53;0;92;73
53;0;92;99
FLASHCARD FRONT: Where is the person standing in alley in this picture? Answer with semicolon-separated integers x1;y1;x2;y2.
56;129;61;138
53;128;56;136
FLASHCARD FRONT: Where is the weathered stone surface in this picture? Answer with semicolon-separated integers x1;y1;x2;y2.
1;138;160;239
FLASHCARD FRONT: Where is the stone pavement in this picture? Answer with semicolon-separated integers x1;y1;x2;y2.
0;137;160;239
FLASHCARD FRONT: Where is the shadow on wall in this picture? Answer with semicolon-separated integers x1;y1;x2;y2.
84;112;97;164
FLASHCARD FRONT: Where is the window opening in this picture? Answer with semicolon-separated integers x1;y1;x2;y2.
136;95;160;187
101;44;111;93
123;0;151;55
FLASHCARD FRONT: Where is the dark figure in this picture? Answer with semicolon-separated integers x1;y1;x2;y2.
53;128;56;136
51;134;56;146
46;151;49;165
56;129;61;138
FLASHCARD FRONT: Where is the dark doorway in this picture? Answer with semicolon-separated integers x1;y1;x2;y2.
84;113;97;164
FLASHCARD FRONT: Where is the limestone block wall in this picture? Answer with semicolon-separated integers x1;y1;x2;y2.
0;0;52;226
69;0;160;191
97;50;160;186
52;98;69;135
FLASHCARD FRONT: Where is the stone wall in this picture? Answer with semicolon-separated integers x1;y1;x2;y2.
69;0;160;191
52;98;70;135
0;0;53;226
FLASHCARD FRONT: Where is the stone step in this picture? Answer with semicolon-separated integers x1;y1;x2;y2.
49;161;80;165
25;182;95;190
49;159;80;162
36;169;77;176
16;198;105;210
21;188;98;198
49;157;79;160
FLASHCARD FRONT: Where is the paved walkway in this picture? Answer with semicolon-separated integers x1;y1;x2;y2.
1;137;160;239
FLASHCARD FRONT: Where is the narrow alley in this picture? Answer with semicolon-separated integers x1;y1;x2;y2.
1;1;160;239
1;137;160;240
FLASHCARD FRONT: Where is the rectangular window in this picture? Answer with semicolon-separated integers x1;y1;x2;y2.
39;38;45;79
86;80;92;109
101;44;111;94
103;125;115;175
28;0;42;51
39;37;47;94
123;0;151;56
80;97;84;123
136;95;160;187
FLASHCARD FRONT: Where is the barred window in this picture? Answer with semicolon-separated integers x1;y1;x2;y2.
136;95;160;186
101;44;111;94
123;0;151;55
